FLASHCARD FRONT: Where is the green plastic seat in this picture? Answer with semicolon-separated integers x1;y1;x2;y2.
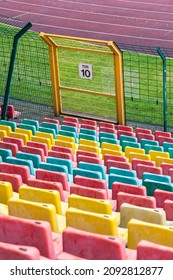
17;151;41;169
144;144;163;154
143;179;173;196
78;161;106;180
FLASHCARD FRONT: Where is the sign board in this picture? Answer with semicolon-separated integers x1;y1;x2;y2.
79;63;93;80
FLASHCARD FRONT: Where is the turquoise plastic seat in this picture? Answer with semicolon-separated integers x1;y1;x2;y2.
99;131;116;141
73;168;102;180
41;121;59;134
78;161;106;180
109;166;136;178
120;135;137;145
17;151;41;169
141;139;159;149
58;130;77;143
122;141;141;152
142;172;171;185
6;156;34;176
108;174;139;189
100;137;119;146
143;179;173;196
168;148;173;158
61;125;78;135
18;123;36;135
39;162;68;174
80;128;96;137
38;127;56;139
46;156;73;175
22;119;39;130
79;133;97;142
0;148;12;162
163;142;173;152
0;120;16;131
144;144;163;154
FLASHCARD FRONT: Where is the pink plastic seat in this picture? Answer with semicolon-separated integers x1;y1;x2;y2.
163;199;173;220
70;184;107;199
0;173;23;192
27;140;48;156
3;136;24;151
0;162;30;184
0;141;18;156
136;164;162;179
21;145;45;162
137;240;173;260
112;182;146;200
132;158;155;170
154;189;173;208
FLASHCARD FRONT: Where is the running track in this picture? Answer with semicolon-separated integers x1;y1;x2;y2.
0;0;173;48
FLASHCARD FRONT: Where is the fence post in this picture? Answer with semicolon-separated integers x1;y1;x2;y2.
1;21;32;120
157;47;167;132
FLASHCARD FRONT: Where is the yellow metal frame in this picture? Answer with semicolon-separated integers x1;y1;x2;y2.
40;33;125;125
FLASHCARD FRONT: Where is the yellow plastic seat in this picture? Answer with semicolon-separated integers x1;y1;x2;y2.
128;218;173;249
101;142;122;152
0;181;13;205
55;139;76;155
149;150;169;163
0;125;12;136
0;203;8;215
10;132;29;145
56;134;75;145
0;130;7;141
125;147;145;159
68;194;120;224
15;127;32;141
79;138;99;147
101;148;124;160
19;185;68;215
155;156;173;167
8;198;66;233
32;135;52;150
36;131;55;145
78;144;101;157
66;207;127;241
128;152;151;163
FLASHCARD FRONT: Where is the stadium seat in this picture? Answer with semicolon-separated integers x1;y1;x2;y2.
52;145;74;160
32;135;52;150
117;125;133;132
128;152;151;163
27;178;65;202
106;160;132;173
22;119;39;130
70;184;107;200
21;145;45;162
0;214;61;259
128;218;173;249
58;130;77;143
41;121;59;134
0;173;23;192
99;122;115;129
99;131;116;141
74;175;108;196
163;200;173;221
112;182;146;200
125;147;145;159
116;193;156;212
15;127;32;140
8;198;65;233
0;181;13;205
0;120;16;131
137;133;155;142
39;162;69;181
19;185;67;215
100;137;118;146
35;169;69;192
0;141;18;157
0;148;12;162
73;168;102;180
36;131;54;145
154;189;173;208
80;128;97;137
62;227;135;260
46;156;73;175
109;174;139;189
0;124;12;135
17;151;41;169
78;161;106;180
136;164;162;179
6;156;35;176
39;126;56;139
0;162;30;184
143;180;173;196
163;142;173;152
55;140;76;155
79;133;97;142
18;123;36;135
9;131;29;145
137;240;173;260
0;242;45;260
154;131;171;141
27;140;48;156
77;155;102;165
119;203;166;228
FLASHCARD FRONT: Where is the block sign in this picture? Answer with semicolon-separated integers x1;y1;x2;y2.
79;63;93;80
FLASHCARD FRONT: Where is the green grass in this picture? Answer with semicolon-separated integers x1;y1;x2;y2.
1;24;173;127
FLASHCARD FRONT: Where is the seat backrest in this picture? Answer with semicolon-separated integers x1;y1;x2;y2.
0;162;30;183
39;126;56;139
4;136;24;150
0;148;12;161
62;226;127;260
27;140;48;156
112;182;146;200
0;181;13;204
144;179;173;196
68;194;112;215
78;161;106;180
149;150;170;162
48;150;72;161
154;189;173;208
70;184;107;200
66;207;117;236
137;240;173;260
17;151;41;169
106;160;131;173
77;155;102;165
132;158;155;170
128;152;151;163
0;173;22;192
125;147;145;159
163;199;173;221
0;141;18;157
27;178;65;202
19;185;62;214
100;137;118;146
41;121;59;134
32;135;52;150
22;119;39;130
10;131;28;145
117;193;156;212
0;212;56;258
35;169;69;191
121;141;141;152
19;123;36;135
73;168;102;180
15;127;32;141
36;131;54;145
136;164;162;179
6;156;34;176
128;218;173;249
0;242;43;260
21;145;45;162
109;174;139;189
137;133;155;142
8;198;59;233
46;156;73;174
74;175;108;192
109;166;136;178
